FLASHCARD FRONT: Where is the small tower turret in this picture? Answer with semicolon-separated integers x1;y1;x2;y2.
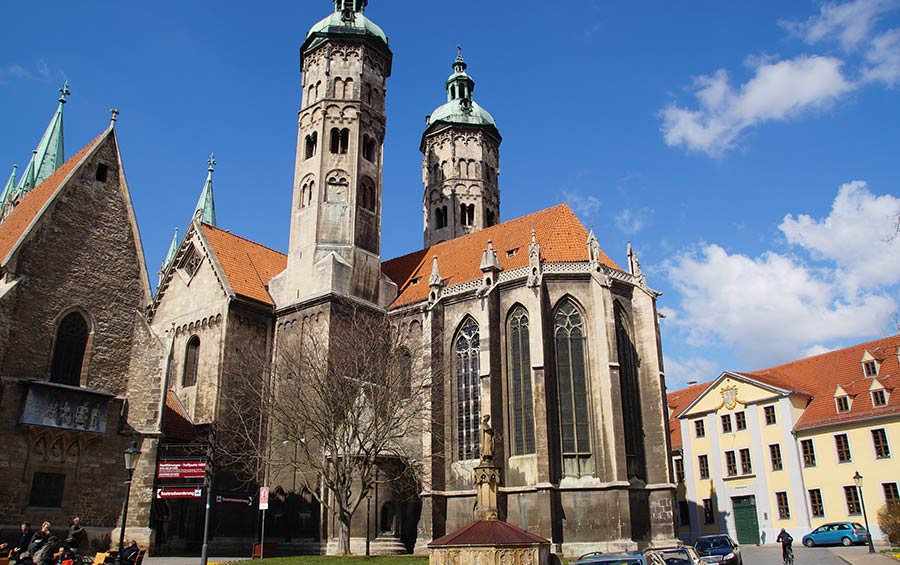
421;49;501;248
194;154;217;226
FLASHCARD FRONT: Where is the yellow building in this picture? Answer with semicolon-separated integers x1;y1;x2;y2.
668;335;900;544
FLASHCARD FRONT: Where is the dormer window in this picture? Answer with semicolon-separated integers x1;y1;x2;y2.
179;245;202;279
836;395;851;413
863;360;878;377
872;389;888;407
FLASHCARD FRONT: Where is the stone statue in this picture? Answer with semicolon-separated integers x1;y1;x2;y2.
480;415;494;463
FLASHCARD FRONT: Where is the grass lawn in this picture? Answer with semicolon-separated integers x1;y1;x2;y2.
217;557;429;565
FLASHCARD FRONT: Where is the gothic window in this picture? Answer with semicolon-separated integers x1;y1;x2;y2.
183;335;200;388
50;311;89;386
455;317;481;461
179;245;201;278
555;299;592;477
615;302;646;481
305;132;317;159
508;306;535;455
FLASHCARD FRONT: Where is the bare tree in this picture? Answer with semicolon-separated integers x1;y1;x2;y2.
217;299;431;555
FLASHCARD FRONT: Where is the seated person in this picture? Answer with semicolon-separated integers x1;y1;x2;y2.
120;541;140;565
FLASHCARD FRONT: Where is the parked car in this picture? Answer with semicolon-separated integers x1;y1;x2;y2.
573;551;667;565
802;522;870;547
651;546;702;564
693;534;742;564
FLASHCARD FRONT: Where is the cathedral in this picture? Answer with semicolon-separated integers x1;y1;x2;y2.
1;0;676;557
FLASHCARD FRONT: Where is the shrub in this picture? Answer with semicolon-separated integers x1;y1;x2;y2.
877;503;900;547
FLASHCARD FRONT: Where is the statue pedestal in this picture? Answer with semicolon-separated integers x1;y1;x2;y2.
474;462;500;520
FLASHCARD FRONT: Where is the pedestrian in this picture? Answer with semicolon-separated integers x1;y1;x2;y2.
776;528;793;564
27;523;51;555
67;517;85;553
11;522;34;561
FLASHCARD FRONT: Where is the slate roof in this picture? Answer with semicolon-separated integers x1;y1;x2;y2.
382;203;620;307
0;129;108;265
745;334;900;432
666;381;709;450
200;223;287;306
429;519;549;548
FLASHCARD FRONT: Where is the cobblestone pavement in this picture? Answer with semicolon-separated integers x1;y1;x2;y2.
740;544;894;564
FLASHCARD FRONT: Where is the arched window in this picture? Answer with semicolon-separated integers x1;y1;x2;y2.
330;128;341;154
305;132;317;159
380;502;396;534
183;335;200;388
358;180;376;211
50;312;89;386
334;77;344;99
615;302;646;481
460;204;475;226
339;129;350;154
455;318;480;460
362;135;377;162
508;306;535;455
555;299;592;477
344;78;354;99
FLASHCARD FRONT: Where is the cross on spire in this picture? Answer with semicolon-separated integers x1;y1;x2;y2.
58;81;70;104
208;153;216;172
109;108;119;125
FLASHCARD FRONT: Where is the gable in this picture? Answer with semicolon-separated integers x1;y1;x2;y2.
681;372;787;418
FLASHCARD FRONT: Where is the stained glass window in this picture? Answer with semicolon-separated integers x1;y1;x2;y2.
555;300;592;477
508;306;534;455
455;318;480;460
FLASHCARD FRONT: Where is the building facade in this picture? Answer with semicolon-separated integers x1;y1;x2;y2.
669;334;900;544
126;0;678;557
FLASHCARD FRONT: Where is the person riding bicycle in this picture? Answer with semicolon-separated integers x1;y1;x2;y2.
776;528;794;563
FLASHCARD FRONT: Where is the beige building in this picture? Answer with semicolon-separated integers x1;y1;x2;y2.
669;334;900;544
124;0;679;556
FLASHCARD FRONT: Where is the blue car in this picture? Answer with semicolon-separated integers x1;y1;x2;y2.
802;522;870;547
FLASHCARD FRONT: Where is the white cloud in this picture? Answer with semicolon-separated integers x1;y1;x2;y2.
614;207;652;235
664;355;718;389
664;183;900;367
563;190;601;218
863;28;900;85
780;181;900;290
802;343;835;357
660;55;853;156
781;0;898;50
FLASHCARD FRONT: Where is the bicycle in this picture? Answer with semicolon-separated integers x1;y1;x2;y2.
783;543;794;565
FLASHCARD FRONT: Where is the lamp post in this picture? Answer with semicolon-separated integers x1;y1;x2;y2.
115;441;142;565
853;471;876;554
365;491;372;556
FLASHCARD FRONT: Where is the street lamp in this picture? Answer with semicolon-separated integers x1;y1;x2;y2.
365;490;372;556
115;441;142;565
853;471;876;554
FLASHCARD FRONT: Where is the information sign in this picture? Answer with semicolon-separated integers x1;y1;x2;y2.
157;460;206;479
259;486;269;510
156;487;203;499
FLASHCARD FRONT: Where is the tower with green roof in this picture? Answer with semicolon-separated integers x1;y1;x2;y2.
421;50;502;247
276;0;392;307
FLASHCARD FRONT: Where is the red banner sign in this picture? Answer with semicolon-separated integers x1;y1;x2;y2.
156;487;203;499
157;460;206;479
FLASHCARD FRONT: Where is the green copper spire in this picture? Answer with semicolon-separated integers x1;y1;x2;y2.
194;153;217;226
16;82;68;194
0;165;17;210
158;227;180;285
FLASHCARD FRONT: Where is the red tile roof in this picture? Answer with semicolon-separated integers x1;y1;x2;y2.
745;334;900;431
162;390;200;442
382;204;621;307
0;130;108;265
200;224;287;306
667;381;709;450
429;519;550;547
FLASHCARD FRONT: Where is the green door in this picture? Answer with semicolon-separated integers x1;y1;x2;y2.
732;496;759;545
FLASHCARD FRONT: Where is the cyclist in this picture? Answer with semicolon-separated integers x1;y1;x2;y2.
776;528;794;564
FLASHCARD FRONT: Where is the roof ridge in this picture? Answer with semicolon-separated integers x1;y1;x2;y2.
750;333;900;374
200;223;286;257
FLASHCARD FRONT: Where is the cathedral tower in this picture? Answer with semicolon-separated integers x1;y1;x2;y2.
275;0;392;307
421;51;501;247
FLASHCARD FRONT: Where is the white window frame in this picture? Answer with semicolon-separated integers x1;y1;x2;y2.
871;428;892;460
834;433;853;464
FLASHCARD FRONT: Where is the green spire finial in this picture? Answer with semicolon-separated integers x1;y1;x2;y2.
159;227;181;285
194;154;217;226
0;164;17;210
59;81;70;104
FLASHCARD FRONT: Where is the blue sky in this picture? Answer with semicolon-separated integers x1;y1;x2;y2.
2;1;899;389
